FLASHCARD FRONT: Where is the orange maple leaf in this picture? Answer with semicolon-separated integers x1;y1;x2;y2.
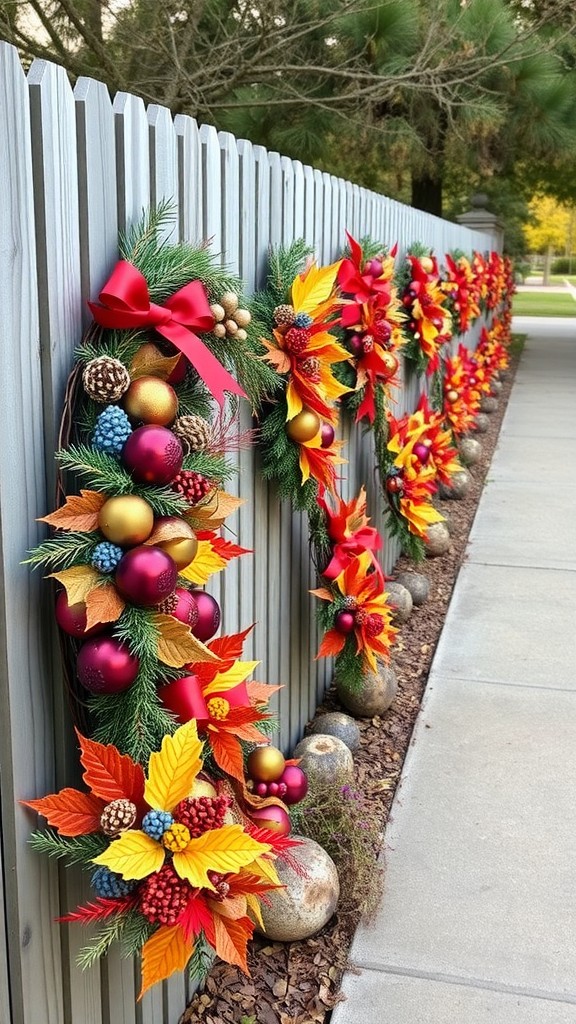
76;731;146;811
22;789;104;836
209;731;245;782
212;913;254;974
139;925;193;999
40;490;106;532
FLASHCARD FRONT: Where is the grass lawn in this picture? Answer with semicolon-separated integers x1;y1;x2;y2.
513;291;576;317
549;274;576;285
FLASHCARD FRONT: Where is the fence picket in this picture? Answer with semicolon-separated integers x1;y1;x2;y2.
148;104;179;242
175;114;203;244
113;91;150;232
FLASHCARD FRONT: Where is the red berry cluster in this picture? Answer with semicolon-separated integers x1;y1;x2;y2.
284;327;311;354
364;612;385;638
173;795;232;838
373;320;392;346
139;864;191;925
298;356;321;382
171;470;213;505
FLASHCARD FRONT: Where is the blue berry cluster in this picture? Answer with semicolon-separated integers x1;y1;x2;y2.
92;405;132;456
91;865;135;899
142;809;174;841
91;541;124;574
293;312;313;328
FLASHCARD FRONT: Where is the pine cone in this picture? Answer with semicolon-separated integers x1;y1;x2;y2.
173;795;232;838
299;356;321;382
100;798;137;836
172;414;212;453
139;864;192;925
82;356;131;403
273;303;295;327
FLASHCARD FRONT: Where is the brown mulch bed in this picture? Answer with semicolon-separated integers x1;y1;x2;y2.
181;349;521;1024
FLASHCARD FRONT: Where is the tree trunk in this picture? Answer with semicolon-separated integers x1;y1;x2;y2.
543;244;552;285
411;173;443;217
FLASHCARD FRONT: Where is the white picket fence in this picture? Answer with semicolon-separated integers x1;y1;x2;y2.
0;41;494;1024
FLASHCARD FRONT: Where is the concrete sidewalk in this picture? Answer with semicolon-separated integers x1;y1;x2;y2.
332;318;576;1023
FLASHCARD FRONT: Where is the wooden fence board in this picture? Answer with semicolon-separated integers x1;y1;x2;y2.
148;104;179;243
175;114;202;244
113;92;150;233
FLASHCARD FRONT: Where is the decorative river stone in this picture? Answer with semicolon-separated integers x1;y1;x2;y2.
257;836;340;941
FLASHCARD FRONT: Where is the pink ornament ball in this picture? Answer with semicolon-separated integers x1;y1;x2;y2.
256;782;268;797
122;425;183;485
55;590;105;638
348;333;363;357
278;765;308;805
77;636;139;694
189;590;221;642
267;781;280;796
320;423;335;449
335;610;356;634
413;442;431;464
250;804;291;835
368;258;383;277
170;587;200;629
115;546;177;606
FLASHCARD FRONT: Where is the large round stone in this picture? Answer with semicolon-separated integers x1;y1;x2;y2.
293;734;354;784
257;836;339;941
309;712;361;752
425;521;451;556
336;662;398;718
459;437;482;467
491;379;503;394
438;469;472;501
395;571;429;606
480;395;498;414
385;581;413;624
473;412;490;434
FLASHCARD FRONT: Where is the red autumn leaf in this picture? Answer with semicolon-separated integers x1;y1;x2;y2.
193;626;255;683
40;490;106;532
221;705;270;744
177;893;215;947
316;629;346;659
76;731;146;811
57;893;137;923
246;680;282;705
22;789;104;836
197;531;251;561
209;731;245;783
244;824;302;852
227;872;281;897
212;913;254;974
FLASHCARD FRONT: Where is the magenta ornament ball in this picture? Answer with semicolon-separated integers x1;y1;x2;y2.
250;804;291;836
122;424;183;485
189;590;221;642
278;765;308;805
320;423;335;449
55;590;105;638
413;442;431;464
171;587;200;629
348;333;363;357
115;546;178;606
335;610;355;634
77;636;139;694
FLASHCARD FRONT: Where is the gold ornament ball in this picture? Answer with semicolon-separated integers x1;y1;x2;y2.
381;351;399;376
446;389;459;404
123;376;178;426
98;495;154;545
286;409;321;444
156;520;199;570
247;745;286;783
420;256;434;273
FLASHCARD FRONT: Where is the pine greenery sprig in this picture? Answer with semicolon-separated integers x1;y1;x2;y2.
25;533;99;571
258;401;318;513
57;445;189;517
334;637;365;693
188;933;216;987
77;914;132;969
118;912;155;960
182;451;235;482
29;830;108;865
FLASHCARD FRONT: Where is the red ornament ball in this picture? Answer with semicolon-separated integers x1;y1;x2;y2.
55;590;105;638
348;333;363;357
122;425;183;485
367;258;383;277
77;636;139;694
115;546;177;606
320;422;335;449
413;442;431;463
335;610;356;634
170;587;200;629
250;804;291;835
278;765;309;805
189;590;221;642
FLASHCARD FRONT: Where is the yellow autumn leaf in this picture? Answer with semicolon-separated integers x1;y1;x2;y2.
151;613;221;667
245;892;265;930
139;925;193;1000
144;719;203;813
173;825;270;891
92;830;164;880
290;261;342;316
202;661;260;698
49;565;101;606
179;540;227;586
285;380;304;422
247;856;282;887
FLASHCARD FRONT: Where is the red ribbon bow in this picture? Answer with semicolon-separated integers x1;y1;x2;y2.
89;260;246;407
323;526;384;585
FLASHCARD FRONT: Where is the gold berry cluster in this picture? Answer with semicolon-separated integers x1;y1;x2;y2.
210;291;252;341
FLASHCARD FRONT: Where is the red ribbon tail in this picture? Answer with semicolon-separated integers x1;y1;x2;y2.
158;324;247;407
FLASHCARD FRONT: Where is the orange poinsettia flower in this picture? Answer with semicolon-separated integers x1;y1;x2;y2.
297;432;346;493
443;344;487;436
384;410;447;537
475;323;510;378
338;233;406;421
402;254;452;371
485;251;506;311
472;251;489;304
387;395;461;487
261;260;352;425
317;485;383;580
312;551;396;671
